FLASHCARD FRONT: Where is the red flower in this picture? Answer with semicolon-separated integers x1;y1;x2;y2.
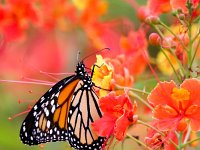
38;0;76;30
145;122;178;150
92;92;138;141
137;0;200;19
119;29;148;75
0;0;39;41
147;0;171;15
106;55;134;90
148;78;200;131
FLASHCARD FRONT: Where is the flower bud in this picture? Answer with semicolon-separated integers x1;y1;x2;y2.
149;33;161;46
137;7;150;22
145;15;160;24
178;14;185;20
177;8;183;14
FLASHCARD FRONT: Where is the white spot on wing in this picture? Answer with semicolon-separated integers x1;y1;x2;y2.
41;97;45;102
51;100;54;106
34;105;38;110
47;120;50;128
51;105;55;113
55;92;60;98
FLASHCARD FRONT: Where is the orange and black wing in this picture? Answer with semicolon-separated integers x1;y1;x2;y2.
20;75;80;145
67;80;106;149
20;61;106;150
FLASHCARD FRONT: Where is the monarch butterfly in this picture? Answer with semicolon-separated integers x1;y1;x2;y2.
20;59;106;150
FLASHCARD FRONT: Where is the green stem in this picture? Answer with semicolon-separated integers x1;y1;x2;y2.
183;126;191;144
175;13;187;27
160;48;182;82
193;15;200;23
115;84;149;95
137;120;178;149
154;25;185;82
190;38;200;68
182;137;200;148
126;133;151;150
189;20;200;68
191;30;200;44
159;21;188;52
188;23;192;70
178;132;183;150
128;91;154;111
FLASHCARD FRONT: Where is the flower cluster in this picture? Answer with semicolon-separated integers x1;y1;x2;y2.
1;0;200;150
90;1;200;149
92;92;138;141
0;0;107;41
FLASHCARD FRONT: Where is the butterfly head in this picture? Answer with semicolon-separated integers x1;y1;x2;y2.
75;61;87;76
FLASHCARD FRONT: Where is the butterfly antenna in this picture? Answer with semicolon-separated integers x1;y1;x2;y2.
82;47;110;61
77;51;81;61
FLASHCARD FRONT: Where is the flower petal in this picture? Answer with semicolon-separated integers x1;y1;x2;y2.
153;105;178;119
99;92;128;117
114;111;137;141
148;81;177;108
92;114;116;137
153;105;181;130
185;105;200;131
147;0;171;15
181;78;200;105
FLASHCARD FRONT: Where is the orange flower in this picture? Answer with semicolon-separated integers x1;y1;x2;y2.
0;0;38;41
73;0;108;49
148;78;200;131
38;0;76;30
92;92;138;141
78;0;108;25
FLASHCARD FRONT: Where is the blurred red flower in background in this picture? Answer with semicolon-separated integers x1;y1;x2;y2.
106;55;134;89
38;0;76;30
137;0;200;19
0;31;64;79
147;0;171;15
0;0;38;41
119;28;148;76
92;92;138;141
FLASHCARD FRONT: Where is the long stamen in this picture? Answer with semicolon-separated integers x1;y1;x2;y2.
22;77;56;84
39;70;75;76
0;79;55;86
18;99;37;104
8;109;31;120
39;71;60;81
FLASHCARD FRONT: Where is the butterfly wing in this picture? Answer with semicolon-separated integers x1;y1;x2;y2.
67;80;106;150
20;62;106;150
20;75;80;145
